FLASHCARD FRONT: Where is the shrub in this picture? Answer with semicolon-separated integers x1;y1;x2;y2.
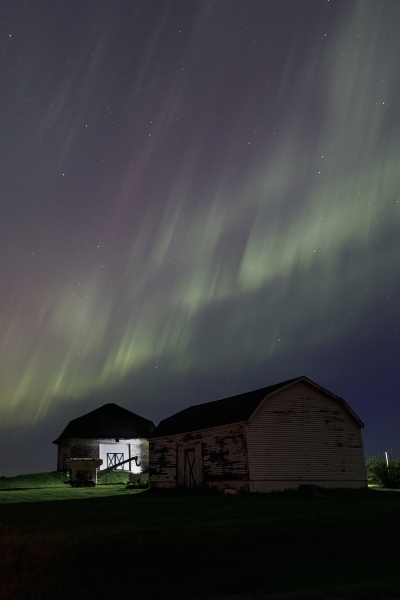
366;451;400;488
125;478;149;490
0;472;69;489
97;471;130;485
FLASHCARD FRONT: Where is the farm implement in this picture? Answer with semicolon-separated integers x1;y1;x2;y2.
65;456;141;487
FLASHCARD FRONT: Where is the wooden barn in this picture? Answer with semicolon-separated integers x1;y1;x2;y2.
149;376;367;492
53;403;155;477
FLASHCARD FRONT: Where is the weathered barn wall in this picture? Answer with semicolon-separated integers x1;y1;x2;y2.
56;439;99;471
70;439;100;459
246;381;367;491
57;446;71;471
150;423;248;490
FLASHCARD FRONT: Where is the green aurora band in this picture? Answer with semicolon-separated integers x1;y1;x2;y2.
1;1;399;425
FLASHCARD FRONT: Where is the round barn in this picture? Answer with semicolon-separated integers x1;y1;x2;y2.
53;403;155;478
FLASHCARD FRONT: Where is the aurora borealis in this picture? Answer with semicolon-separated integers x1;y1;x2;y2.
1;1;399;476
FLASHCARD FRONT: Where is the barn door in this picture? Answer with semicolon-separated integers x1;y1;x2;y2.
177;443;202;488
184;449;196;488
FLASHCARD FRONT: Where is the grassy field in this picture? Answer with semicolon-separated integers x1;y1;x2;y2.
0;470;133;503
0;483;399;600
0;471;69;489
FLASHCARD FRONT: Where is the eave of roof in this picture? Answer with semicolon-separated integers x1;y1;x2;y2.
150;376;364;439
53;403;155;444
150;377;299;438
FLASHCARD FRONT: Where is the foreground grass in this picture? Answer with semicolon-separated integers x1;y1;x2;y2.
0;487;399;600
0;470;133;502
0;483;143;503
0;471;69;489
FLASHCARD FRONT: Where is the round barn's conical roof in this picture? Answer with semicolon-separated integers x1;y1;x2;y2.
53;403;155;443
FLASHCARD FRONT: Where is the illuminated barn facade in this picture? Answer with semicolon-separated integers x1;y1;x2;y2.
149;376;367;492
53;403;155;476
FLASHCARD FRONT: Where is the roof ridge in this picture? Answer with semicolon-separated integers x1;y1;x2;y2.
53;403;155;444
150;376;363;438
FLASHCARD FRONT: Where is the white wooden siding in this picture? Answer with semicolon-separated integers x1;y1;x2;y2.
131;439;150;473
247;381;366;483
99;439;149;473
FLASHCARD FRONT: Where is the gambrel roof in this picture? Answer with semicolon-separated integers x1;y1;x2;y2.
150;376;364;438
53;403;155;443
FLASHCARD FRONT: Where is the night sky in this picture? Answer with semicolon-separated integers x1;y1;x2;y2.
1;0;399;477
